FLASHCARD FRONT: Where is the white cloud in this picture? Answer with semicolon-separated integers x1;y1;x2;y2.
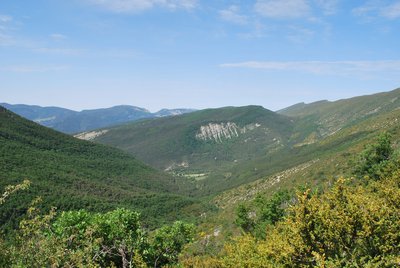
0;33;14;46
0;15;15;46
0;15;12;23
163;0;196;10
314;0;339;15
33;47;83;56
220;60;400;76
87;0;197;13
0;65;69;73
50;33;67;41
255;0;310;19
353;1;400;19
286;26;314;43
220;5;248;25
381;1;400;19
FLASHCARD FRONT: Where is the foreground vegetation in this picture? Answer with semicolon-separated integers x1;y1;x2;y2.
1;134;399;267
186;174;399;267
1;185;194;267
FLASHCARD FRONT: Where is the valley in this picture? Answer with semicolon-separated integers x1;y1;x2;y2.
77;88;400;199
2;88;400;267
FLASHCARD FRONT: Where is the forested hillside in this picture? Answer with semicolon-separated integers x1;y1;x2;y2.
0;106;203;228
90;88;400;197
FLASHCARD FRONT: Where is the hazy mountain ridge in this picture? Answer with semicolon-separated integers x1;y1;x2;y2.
0;103;195;134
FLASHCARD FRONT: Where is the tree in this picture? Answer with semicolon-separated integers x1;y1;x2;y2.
235;190;290;238
354;132;394;180
235;203;254;233
52;208;148;267
149;221;195;267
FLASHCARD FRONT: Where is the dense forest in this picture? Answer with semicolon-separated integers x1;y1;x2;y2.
1;133;399;267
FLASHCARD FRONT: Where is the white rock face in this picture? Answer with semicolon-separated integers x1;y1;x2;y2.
196;122;260;143
34;116;56;123
74;130;109;141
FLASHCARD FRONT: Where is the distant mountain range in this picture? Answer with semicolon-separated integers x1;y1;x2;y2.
0;103;195;134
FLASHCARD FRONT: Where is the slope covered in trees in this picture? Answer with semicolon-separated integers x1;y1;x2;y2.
2;132;399;267
90;88;400;198
0;106;202;228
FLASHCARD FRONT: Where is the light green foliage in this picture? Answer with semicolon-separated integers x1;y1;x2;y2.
0;182;194;268
149;221;195;267
9;200;102;267
53;208;147;267
199;175;400;267
0;179;30;205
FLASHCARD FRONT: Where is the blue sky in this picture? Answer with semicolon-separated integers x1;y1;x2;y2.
1;0;400;112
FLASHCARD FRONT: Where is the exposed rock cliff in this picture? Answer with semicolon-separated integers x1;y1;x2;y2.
196;122;260;143
74;130;109;140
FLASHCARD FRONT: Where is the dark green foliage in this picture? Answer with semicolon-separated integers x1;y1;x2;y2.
0;107;203;229
354;132;394;180
235;203;254;233
149;221;195;267
254;190;290;225
235;190;291;238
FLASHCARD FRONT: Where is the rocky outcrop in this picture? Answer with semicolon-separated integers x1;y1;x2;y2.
196;122;261;143
74;130;109;141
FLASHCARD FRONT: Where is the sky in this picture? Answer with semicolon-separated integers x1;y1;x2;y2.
1;0;400;112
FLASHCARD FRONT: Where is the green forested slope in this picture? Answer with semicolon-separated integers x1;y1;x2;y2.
279;87;400;141
0;106;202;228
91;88;400;197
93;106;296;195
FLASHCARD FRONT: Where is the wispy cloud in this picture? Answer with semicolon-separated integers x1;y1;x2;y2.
0;14;13;45
314;0;339;15
381;1;400;19
0;15;12;22
255;0;310;19
50;33;67;41
33;47;83;56
0;65;69;73
353;1;400;20
86;0;197;13
220;60;400;77
286;26;314;43
0;33;14;46
219;5;248;25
